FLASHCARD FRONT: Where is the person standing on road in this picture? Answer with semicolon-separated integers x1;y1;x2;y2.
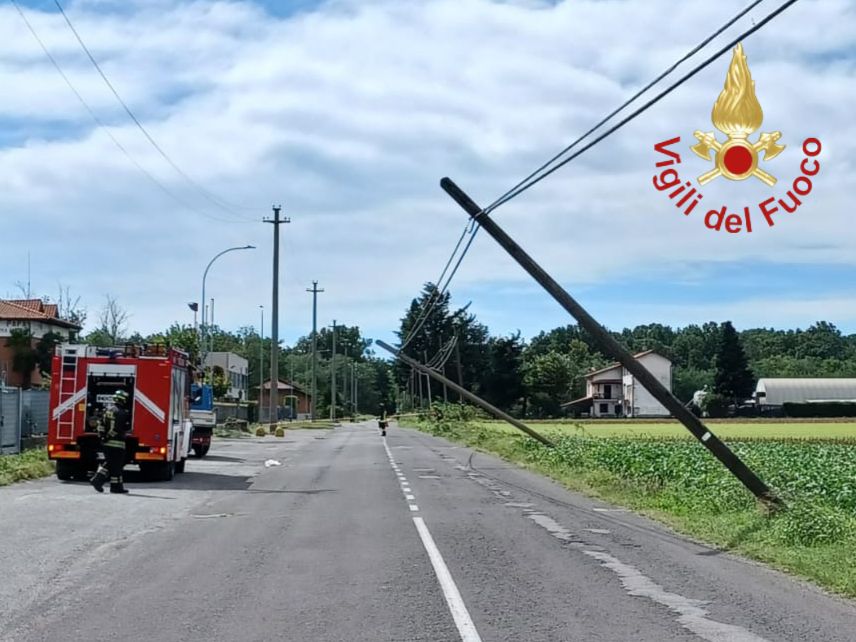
90;389;132;494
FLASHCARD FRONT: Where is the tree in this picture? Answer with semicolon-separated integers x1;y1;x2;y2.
483;333;525;412
97;295;129;345
713;321;754;406
522;350;574;418
6;329;37;389
35;331;64;377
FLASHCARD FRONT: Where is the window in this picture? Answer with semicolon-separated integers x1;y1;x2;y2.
599;403;609;414
603;384;612;399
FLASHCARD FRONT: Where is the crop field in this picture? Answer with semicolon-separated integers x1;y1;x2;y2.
410;410;856;596
476;420;856;441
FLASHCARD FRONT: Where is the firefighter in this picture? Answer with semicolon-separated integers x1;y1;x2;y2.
90;389;131;494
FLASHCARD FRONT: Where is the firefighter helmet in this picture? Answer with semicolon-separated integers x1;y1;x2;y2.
113;389;129;405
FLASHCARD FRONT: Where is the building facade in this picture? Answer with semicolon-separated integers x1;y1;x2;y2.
564;350;673;418
203;351;249;400
0;299;81;388
755;378;856;408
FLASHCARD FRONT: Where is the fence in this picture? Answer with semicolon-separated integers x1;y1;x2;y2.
0;387;50;454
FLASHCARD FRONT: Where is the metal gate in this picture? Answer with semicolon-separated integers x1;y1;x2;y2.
0;386;22;454
22;389;50;438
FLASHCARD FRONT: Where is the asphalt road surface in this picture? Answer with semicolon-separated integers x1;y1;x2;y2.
2;422;856;641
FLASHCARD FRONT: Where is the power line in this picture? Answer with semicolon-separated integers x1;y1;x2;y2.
482;0;767;214
485;0;799;213
11;0;245;225
52;0;257;221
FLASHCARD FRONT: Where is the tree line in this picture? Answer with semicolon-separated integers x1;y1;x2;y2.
397;283;856;418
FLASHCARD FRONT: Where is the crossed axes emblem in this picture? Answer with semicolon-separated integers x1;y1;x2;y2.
691;131;785;187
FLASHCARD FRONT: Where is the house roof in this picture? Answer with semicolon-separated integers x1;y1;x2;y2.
561;395;594;408
755;378;856;406
258;379;310;395
0;299;81;329
584;350;668;379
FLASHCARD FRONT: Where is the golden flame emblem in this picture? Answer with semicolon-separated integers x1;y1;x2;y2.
691;43;784;186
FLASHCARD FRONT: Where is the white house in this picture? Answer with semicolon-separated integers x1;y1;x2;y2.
563;350;673;418
203;351;249;400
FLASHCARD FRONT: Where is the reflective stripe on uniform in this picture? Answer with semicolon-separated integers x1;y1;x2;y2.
104;440;125;449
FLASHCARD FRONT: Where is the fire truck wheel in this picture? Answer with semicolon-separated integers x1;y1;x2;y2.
160;460;175;481
193;444;210;458
56;460;77;481
175;458;186;474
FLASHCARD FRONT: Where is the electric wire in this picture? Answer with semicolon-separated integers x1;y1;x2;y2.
482;0;767;214
399;220;474;350
52;0;258;221
11;0;245;225
484;0;799;213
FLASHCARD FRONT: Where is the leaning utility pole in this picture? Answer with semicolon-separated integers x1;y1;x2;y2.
330;320;337;421
377;340;554;448
306;281;324;420
264;204;290;432
440;177;782;508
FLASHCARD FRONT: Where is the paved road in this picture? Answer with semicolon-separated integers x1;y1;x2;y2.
2;423;856;641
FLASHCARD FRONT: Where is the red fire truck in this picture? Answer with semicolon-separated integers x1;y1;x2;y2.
47;344;193;482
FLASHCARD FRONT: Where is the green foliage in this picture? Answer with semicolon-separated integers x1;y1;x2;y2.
274;427;285;437
6;329;37;389
713;321;754;404
0;448;54;486
701;392;730;418
211;366;229;399
255;426;267;437
35;332;64;377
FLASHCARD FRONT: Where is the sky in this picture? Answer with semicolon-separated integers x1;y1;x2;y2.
1;0;855;349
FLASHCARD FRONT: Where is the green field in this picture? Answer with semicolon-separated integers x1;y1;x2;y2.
478;420;856;441
408;410;856;597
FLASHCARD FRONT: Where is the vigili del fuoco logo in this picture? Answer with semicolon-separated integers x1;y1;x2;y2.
652;43;821;233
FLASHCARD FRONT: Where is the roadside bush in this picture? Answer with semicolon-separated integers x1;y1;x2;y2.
274;427;285;437
255;426;267;437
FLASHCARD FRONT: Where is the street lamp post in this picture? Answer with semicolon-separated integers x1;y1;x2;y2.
200;245;255;382
259;304;264;421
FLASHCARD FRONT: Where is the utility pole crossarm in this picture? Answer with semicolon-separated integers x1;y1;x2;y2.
439;177;782;508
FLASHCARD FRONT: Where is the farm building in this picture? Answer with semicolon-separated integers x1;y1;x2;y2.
754;378;856;408
562;350;673;418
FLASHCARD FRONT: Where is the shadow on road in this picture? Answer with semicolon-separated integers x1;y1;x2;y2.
196;455;246;463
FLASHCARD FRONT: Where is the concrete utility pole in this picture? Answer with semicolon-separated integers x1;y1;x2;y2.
264;204;290;431
330;320;337;421
306;281;324;420
440;176;782;507
259;305;264;418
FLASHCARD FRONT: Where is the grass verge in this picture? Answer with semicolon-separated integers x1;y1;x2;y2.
0;448;55;486
405;413;856;598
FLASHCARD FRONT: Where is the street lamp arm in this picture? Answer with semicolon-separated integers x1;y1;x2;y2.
200;244;256;377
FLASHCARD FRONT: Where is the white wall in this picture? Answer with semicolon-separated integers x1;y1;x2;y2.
623;353;672;417
0;320;73;340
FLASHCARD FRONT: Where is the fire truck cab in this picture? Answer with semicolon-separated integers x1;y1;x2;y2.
47;344;193;482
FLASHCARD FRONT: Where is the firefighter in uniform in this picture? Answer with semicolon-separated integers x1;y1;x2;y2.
91;389;131;494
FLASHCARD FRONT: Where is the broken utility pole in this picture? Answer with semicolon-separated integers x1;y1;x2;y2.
440;177;782;509
376;340;555;449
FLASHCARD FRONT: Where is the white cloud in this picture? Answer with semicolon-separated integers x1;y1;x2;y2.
0;0;854;345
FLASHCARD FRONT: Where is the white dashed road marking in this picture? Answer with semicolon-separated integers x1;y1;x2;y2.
382;436;482;642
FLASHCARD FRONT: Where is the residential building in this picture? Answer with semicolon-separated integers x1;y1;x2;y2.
754;378;856;408
0;299;81;388
258;380;312;421
203;351;249;400
563;350;673;418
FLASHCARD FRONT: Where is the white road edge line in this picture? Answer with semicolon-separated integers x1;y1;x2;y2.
413;516;482;642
